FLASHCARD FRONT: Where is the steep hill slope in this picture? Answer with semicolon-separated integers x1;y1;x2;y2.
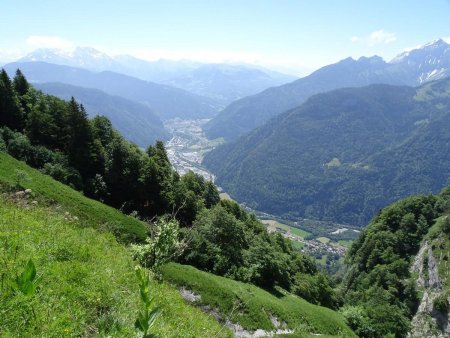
205;39;450;141
35;82;168;146
204;79;450;226
4;61;218;120
0;152;231;337
0;152;147;242
342;187;450;337
0;152;357;337
162;263;356;337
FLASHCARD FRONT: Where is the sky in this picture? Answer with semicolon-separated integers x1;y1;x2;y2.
1;0;449;75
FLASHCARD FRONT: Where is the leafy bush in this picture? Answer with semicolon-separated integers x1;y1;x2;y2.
131;218;185;272
433;294;449;313
442;216;450;234
340;305;375;338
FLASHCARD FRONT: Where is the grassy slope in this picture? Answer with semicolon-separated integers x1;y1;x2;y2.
0;152;146;243
161;263;356;337
0;152;231;337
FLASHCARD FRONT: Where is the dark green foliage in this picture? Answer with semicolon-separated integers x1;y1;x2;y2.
13;69;30;96
340;306;375;338
0;69;23;130
433;294;449;313
183;205;247;276
204;79;450;226
11;260;39;296
180;200;339;308
341;191;449;337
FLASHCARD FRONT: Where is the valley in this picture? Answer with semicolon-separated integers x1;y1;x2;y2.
165;119;357;263
2;4;450;334
164;118;221;181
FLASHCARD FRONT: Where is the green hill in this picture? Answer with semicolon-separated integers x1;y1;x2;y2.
0;152;147;243
341;186;450;337
0;152;232;337
204;78;450;226
162;263;356;337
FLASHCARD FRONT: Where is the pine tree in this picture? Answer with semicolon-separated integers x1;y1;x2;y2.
13;69;30;96
65;98;100;181
0;69;23;130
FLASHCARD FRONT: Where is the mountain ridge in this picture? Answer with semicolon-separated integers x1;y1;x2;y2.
4;61;219;120
19;47;297;105
205;39;450;141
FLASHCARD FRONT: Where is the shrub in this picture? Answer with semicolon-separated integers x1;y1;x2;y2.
340;305;375;338
131;217;185;273
433;294;449;313
0;136;6;152
442;216;450;234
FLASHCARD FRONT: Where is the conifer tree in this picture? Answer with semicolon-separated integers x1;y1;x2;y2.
13;69;30;96
0;69;23;130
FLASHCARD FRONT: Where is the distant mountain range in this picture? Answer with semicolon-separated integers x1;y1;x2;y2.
204;39;450;141
203;77;450;226
3;61;218;120
34;82;168;147
19;47;296;105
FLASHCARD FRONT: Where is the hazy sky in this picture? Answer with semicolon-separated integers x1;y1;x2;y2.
1;0;449;75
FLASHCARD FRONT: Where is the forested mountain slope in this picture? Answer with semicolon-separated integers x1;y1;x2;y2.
341;186;450;337
204;78;450;226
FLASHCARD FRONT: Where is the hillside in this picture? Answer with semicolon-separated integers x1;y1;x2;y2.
3;61;219;120
0;152;147;242
161;263;356;337
204;39;450;141
0;152;231;337
35;82;168;147
342;187;450;337
204;78;450;226
0;151;355;337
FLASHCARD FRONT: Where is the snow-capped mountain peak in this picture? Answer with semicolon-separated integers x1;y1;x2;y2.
390;38;450;64
19;47;118;71
389;38;450;84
